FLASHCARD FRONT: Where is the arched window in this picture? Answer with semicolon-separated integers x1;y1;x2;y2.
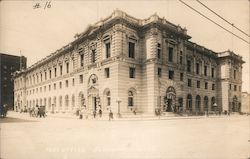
204;96;209;111
195;95;201;111
65;95;69;108
128;91;134;106
59;96;62;107
106;91;111;106
72;95;75;108
187;94;192;111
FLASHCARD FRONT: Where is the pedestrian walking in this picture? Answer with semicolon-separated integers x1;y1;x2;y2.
109;110;113;121
98;109;102;118
93;110;96;119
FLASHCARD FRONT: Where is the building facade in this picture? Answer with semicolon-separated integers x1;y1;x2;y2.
13;10;244;114
0;53;27;109
241;92;250;114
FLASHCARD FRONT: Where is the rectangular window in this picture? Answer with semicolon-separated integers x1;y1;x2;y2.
196;63;200;74
197;80;200;88
229;84;231;90
169;70;174;80
187;60;191;72
106;42;111;58
79;75;83;83
54;67;57;77
211;68;215;78
233;70;236;79
157;43;161;59
128;42;135;58
158;68;162;77
59;82;62;89
49;85;51;91
205;82;208;89
179;51;183;64
168;47;173;62
234;85;237;91
54;83;56;90
92;49;96;63
80;54;84;67
60;65;63;76
204;66;207;76
180;73;184;81
72;78;75;86
188;79;192;87
66;63;69;73
65;80;68;87
129;67;135;78
40;74;43;82
45;71;47;80
212;84;215;90
44;86;46;92
239;86;241;91
105;68;110;78
49;70;52;79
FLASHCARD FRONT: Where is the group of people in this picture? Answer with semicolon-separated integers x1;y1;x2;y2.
28;105;46;118
78;109;114;121
0;104;8;118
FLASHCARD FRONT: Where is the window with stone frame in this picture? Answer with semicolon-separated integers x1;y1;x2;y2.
105;42;111;58
158;68;162;77
180;73;184;81
169;70;174;80
128;42;135;58
197;80;200;88
105;68;110;78
129;67;135;78
168;47;173;62
204;65;208;76
187;60;191;72
157;43;161;59
128;91;134;106
205;82;208;89
92;49;96;63
179;51;183;64
188;79;192;87
196;63;200;75
66;62;69;73
79;75;83;83
60;65;63;76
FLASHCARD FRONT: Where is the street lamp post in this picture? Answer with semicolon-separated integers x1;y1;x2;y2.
116;98;122;118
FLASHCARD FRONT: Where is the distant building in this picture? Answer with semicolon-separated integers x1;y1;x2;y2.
241;92;250;114
0;53;27;110
13;10;244;114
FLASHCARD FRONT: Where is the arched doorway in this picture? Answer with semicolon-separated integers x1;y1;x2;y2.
164;87;176;112
195;95;201;112
187;94;192;111
232;96;238;112
204;96;209;111
87;74;100;111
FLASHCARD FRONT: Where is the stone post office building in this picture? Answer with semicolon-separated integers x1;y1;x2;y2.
13;10;244;114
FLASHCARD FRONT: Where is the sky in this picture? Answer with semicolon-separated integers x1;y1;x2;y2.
0;0;249;92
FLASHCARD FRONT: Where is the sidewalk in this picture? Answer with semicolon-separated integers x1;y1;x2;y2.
4;111;243;122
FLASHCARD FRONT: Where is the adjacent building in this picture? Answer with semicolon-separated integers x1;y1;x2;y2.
241;92;250;114
0;53;27;110
13;10;244;115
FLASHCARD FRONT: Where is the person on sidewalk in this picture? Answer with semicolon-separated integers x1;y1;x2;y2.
109;110;113;121
98;109;102;118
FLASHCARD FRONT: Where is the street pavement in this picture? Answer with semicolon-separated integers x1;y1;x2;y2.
0;112;249;159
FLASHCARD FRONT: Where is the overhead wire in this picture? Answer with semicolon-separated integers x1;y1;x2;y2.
179;0;249;44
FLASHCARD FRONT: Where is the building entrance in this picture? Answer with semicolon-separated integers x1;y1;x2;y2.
164;86;176;112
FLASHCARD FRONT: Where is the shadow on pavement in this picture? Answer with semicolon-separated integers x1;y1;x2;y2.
0;117;37;123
